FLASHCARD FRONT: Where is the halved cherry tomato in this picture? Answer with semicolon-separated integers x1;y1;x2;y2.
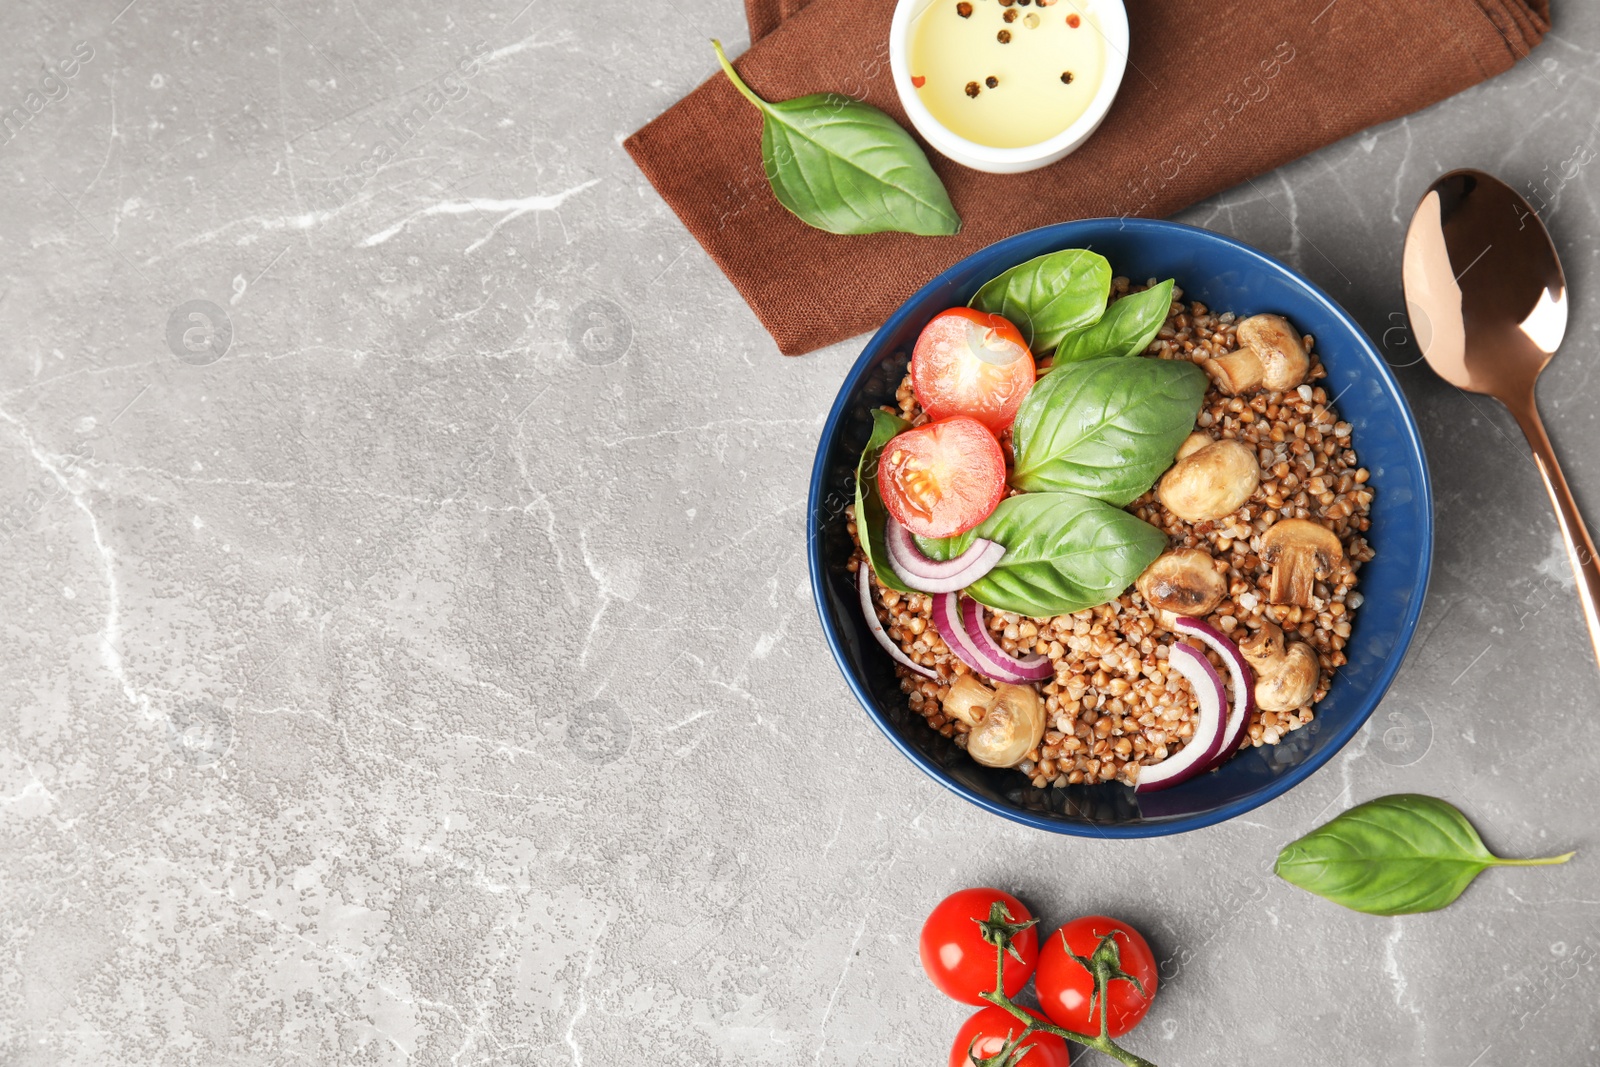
877;417;1006;539
1036;916;1158;1038
919;887;1038;1005
912;308;1036;433
949;1006;1071;1067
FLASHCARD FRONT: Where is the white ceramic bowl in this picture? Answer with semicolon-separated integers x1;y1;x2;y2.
889;0;1129;174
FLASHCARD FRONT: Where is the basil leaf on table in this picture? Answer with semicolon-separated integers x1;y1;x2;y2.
1274;794;1575;916
969;249;1113;353
854;408;912;593
1011;356;1209;505
1052;280;1175;365
712;41;960;237
915;492;1166;617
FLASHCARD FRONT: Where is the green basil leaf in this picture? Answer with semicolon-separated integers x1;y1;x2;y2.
1011;356;1208;505
1274;794;1576;916
855;409;912;593
1052;280;1175;365
714;41;960;237
969;249;1112;353
916;492;1165;617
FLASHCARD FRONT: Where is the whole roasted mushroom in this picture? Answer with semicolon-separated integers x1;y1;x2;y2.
941;674;1046;768
1238;619;1319;711
1260;518;1344;607
1207;314;1310;395
1136;548;1227;616
1157;433;1260;522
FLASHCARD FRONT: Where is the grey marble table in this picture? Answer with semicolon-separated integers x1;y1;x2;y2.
3;1;1599;1064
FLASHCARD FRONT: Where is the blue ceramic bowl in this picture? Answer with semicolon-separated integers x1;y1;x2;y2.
807;218;1433;837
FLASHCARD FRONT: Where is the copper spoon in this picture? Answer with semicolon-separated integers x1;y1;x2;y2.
1402;168;1600;670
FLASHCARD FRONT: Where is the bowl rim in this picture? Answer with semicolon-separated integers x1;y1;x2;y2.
806;217;1435;838
887;0;1130;168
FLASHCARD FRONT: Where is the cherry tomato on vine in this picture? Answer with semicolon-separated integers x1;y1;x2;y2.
877;417;1007;539
912;308;1036;433
1035;915;1158;1038
919;887;1038;1005
949;1006;1071;1067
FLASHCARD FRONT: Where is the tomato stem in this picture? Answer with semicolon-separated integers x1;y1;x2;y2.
975;928;1160;1067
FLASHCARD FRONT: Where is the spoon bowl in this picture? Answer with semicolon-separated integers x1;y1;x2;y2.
1403;168;1600;670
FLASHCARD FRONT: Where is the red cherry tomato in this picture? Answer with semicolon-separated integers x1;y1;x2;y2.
949;1006;1071;1067
1036;916;1158;1038
877;417;1007;539
912;308;1036;433
919;887;1038;1005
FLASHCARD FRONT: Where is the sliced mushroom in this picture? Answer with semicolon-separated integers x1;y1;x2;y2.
1238;620;1319;711
1206;314;1310;394
1237;314;1310;391
942;673;995;728
964;682;1046;768
1136;548;1227;616
1156;435;1260;523
1260;518;1344;607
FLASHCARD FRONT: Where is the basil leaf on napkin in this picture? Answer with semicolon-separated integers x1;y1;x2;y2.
969;249;1112;353
916;492;1165;617
1011;356;1208;504
713;41;960;237
854;408;912;593
1052;280;1175;364
1275;794;1575;916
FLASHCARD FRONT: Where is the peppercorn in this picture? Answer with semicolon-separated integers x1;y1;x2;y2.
985;75;998;88
1066;12;1081;26
1060;71;1074;83
1003;8;1017;20
965;81;980;97
997;28;1011;42
956;1;972;15
998;0;1014;6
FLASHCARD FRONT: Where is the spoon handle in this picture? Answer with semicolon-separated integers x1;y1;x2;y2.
1508;394;1600;672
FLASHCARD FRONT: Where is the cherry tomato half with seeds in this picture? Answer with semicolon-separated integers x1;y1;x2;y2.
877;417;1007;539
912;308;1036;434
949;1006;1071;1067
1036;915;1158;1038
919;887;1038;1005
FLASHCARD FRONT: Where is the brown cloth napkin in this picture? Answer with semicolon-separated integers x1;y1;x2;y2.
627;0;1548;355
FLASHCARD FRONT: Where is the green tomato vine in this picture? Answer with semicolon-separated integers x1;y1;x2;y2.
967;903;1158;1067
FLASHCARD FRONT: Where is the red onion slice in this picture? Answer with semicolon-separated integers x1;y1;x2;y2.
858;565;938;680
960;597;1054;683
1170;616;1257;772
932;592;991;678
1133;642;1228;794
884;518;1006;594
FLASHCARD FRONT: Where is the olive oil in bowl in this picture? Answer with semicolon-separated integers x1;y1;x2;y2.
907;0;1107;149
